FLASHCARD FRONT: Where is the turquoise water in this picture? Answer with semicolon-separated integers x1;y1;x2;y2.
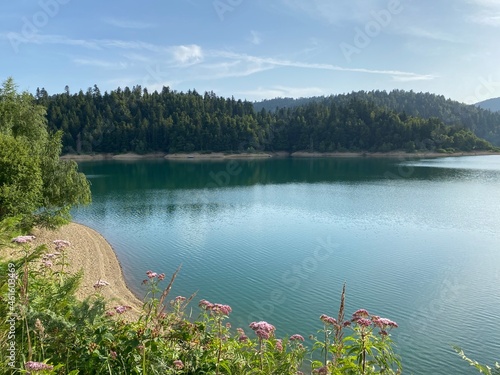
73;155;500;374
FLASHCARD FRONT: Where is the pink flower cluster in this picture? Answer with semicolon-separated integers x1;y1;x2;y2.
320;314;337;325
372;316;398;329
114;305;132;314
173;359;184;369
146;270;165;280
349;309;399;335
276;339;283;352
53;239;70;250
198;299;232;315
12;235;36;243
289;334;305;342
249;321;275;340
25;361;54;372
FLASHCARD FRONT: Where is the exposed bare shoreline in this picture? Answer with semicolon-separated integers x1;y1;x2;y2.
29;223;143;319
61;150;500;161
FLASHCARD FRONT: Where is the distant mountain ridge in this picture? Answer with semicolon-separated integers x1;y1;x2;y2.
254;90;500;146
476;97;500;112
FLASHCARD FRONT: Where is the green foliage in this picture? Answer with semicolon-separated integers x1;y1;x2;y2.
454;347;500;375
0;134;43;220
0;78;91;229
36;84;497;156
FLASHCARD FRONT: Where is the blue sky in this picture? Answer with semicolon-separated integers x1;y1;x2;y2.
1;0;499;103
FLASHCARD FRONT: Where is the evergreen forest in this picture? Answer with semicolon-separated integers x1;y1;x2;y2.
34;85;499;155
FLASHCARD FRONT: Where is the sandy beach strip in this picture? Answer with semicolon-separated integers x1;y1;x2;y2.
29;222;143;318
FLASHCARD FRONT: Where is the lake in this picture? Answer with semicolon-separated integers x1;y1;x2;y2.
72;155;500;374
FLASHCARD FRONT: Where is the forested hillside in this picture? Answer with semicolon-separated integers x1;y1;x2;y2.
254;90;500;146
476;97;500;113
35;85;496;155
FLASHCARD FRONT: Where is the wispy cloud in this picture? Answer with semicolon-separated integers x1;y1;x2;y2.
103;17;155;29
469;13;500;26
1;33;100;50
73;58;130;69
402;27;459;43
212;50;436;81
280;0;391;24
171;44;203;66
248;30;262;45
467;0;500;26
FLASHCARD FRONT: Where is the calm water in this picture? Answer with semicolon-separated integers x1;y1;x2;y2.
72;155;500;374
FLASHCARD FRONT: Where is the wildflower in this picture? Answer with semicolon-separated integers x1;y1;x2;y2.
313;366;328;375
320;314;337;325
25;361;53;372
114;305;132;314
158;273;165;281
236;328;245;335
352;309;369;319
198;299;232;315
43;253;56;259
290;334;305;342
255;329;270;340
355;318;372;327
372;316;398;329
12;235;36;243
53;239;70;250
199;299;214;309
42;260;53;268
110;350;117;360
226;322;231;329
238;334;248;342
105;310;116;317
250;321;275;333
94;279;110;289
276;339;283;352
173;359;184;369
343;320;351;327
250;321;275;340
212;303;232;315
146;270;158;279
174;295;186;303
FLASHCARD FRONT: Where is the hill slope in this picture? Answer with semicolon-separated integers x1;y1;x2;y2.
476;97;500;112
254;90;500;146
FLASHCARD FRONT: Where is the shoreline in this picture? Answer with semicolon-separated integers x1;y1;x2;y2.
61;150;500;161
31;222;142;319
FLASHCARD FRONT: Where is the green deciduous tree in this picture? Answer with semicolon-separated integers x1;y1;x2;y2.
0;77;91;228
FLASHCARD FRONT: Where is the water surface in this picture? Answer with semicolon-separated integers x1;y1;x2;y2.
73;155;500;374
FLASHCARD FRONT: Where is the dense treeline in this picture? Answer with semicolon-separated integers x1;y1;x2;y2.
254;90;500;146
35;85;496;155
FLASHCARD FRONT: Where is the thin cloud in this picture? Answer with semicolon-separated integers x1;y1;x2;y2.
212;50;435;81
248;30;262;45
403;27;459;43
466;0;500;26
1;33;100;50
171;44;203;65
103;18;155;29
73;58;130;69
